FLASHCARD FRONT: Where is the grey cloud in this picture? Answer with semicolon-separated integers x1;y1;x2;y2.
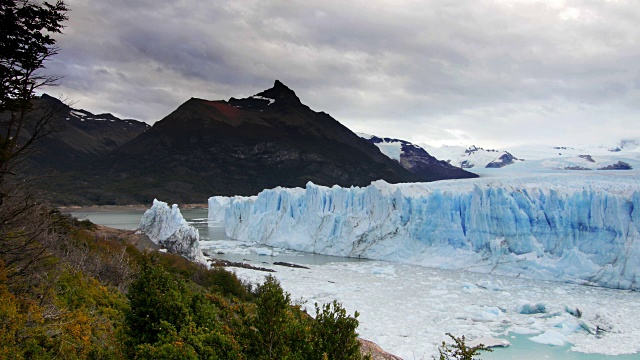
39;0;640;147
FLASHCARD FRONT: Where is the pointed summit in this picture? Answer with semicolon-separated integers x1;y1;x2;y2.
228;80;303;109
255;80;301;106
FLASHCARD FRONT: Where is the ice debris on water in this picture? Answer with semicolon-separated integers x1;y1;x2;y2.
530;329;569;346
517;302;547;314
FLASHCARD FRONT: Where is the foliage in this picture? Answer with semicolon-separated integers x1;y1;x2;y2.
311;300;364;360
0;2;370;359
435;333;492;360
0;0;69;182
1;0;68;106
0;258;128;359
125;257;192;346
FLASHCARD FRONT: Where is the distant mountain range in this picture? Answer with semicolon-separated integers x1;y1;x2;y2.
22;94;149;174
27;81;477;205
358;134;477;180
421;142;638;172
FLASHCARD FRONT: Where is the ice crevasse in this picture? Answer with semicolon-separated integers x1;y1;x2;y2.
213;175;640;290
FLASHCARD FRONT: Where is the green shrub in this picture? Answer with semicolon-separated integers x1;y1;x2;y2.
435;333;492;360
311;300;364;360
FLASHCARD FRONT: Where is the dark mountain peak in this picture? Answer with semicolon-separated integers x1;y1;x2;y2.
40;93;57;101
38;93;68;108
227;80;303;110
256;80;300;105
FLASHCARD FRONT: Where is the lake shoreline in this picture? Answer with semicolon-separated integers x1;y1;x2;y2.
59;203;208;211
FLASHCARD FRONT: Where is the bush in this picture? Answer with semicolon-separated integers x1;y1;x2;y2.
435;333;492;360
125;258;191;346
311;300;364;360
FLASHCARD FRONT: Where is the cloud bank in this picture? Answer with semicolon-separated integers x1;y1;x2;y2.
43;0;640;147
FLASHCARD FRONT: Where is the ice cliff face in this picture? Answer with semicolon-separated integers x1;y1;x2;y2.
208;196;231;222
140;199;206;264
218;175;640;290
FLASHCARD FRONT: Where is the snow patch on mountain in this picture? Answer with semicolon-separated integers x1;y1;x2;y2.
251;95;275;105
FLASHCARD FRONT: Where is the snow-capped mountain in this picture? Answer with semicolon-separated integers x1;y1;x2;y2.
420;144;523;169
358;134;477;181
421;142;639;173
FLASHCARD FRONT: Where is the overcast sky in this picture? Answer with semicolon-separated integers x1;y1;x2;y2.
42;0;640;148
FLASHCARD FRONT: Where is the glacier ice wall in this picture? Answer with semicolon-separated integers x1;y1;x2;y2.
220;176;640;290
208;196;231;222
140;199;206;264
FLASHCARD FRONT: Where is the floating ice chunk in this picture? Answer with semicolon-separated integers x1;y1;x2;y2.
139;199;206;264
477;280;504;291
370;265;397;277
591;311;622;334
553;319;582;335
564;305;583;318
470;306;504;322
529;329;569;346
461;283;479;293
579;319;597;335
467;337;510;348
254;248;274;256
516;302;547;314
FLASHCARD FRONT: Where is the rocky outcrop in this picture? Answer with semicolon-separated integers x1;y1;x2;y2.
361;135;477;181
359;339;403;360
485;152;518;168
599;161;632;170
578;154;595;162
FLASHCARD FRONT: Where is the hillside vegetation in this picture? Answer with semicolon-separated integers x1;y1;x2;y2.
0;209;369;359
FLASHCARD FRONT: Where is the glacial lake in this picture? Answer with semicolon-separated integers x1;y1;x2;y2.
66;208;640;360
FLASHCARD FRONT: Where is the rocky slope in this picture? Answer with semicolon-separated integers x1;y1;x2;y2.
359;134;477;180
59;81;476;204
21;94;149;174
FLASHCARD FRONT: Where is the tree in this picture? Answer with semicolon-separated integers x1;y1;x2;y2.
125;257;192;346
0;0;68;292
0;0;69;197
252;275;294;359
311;300;363;360
435;333;492;360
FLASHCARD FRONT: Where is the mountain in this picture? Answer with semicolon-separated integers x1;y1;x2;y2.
358;134;478;180
421;144;523;169
421;142;640;173
56;81;476;204
22;94;149;174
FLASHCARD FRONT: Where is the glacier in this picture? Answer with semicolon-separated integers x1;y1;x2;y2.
208;196;235;222
140;199;206;264
215;173;640;290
